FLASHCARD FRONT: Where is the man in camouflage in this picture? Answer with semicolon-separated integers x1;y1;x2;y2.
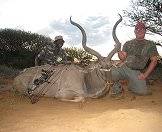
111;21;159;96
35;35;67;66
28;36;67;96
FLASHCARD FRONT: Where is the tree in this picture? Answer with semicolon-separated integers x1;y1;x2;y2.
123;0;162;36
0;28;52;53
0;28;52;69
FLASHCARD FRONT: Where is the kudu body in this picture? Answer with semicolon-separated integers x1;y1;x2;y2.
13;15;122;102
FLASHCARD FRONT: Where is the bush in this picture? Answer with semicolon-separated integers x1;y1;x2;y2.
0;28;52;69
64;47;94;67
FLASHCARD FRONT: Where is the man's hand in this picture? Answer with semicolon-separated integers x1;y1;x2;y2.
138;73;147;80
64;61;71;65
138;56;158;80
118;51;127;61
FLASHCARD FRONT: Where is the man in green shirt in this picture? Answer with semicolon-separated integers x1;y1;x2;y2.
111;21;159;96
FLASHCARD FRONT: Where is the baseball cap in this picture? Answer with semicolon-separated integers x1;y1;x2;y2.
54;35;63;41
135;21;146;30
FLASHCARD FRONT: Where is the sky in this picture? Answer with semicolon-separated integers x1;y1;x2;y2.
0;0;161;59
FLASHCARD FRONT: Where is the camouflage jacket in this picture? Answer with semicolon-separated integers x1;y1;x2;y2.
123;39;159;70
36;44;67;65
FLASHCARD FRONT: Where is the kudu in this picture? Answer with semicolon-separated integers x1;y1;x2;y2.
13;15;122;103
69;15;122;98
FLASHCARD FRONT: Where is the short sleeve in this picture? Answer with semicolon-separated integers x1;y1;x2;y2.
122;42;129;52
37;50;45;59
147;44;159;58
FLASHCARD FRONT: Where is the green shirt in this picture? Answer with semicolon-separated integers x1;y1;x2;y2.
123;39;159;70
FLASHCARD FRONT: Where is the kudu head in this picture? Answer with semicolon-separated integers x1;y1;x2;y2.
70;14;122;69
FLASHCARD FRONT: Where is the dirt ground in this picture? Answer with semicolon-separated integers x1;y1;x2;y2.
0;77;162;132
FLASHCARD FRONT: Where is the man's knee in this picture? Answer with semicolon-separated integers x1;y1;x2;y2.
111;70;120;81
130;86;152;96
132;91;152;96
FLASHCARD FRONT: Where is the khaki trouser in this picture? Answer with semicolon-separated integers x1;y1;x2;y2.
111;64;149;95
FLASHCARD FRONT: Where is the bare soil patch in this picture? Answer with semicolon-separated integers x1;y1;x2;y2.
0;78;162;132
